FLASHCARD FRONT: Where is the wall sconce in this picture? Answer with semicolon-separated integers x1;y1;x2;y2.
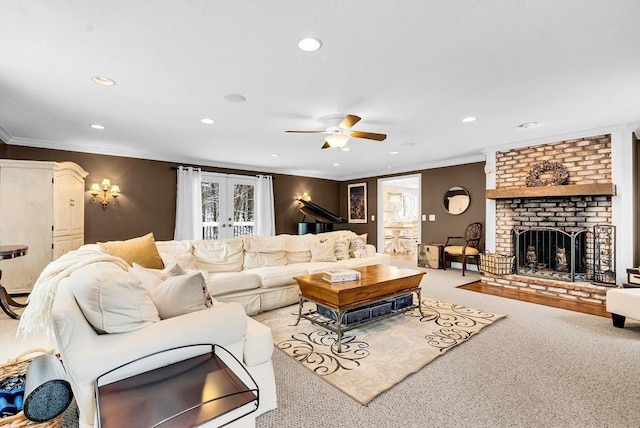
296;192;312;202
90;178;120;210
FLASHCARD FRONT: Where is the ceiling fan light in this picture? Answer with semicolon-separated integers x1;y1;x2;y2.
325;134;350;148
92;76;115;86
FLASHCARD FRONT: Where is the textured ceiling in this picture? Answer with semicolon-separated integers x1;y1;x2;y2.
0;1;638;180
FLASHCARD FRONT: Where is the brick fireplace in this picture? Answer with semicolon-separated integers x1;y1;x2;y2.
482;134;616;307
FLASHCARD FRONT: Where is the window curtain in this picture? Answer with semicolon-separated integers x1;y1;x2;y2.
174;166;203;240
255;175;275;236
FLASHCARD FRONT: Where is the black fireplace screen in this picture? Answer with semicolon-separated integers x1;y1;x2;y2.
512;227;592;282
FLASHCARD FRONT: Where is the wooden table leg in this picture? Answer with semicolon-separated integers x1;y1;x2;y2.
0;269;27;319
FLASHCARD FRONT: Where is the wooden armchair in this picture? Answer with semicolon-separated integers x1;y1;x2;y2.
443;222;483;276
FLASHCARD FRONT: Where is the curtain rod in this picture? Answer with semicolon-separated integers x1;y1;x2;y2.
170;166;274;178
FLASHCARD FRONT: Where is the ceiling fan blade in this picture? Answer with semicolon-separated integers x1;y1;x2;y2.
321;141;331;149
338;114;361;130
285;130;327;134
350;131;387;141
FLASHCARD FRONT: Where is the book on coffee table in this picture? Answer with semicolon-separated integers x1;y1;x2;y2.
322;268;361;283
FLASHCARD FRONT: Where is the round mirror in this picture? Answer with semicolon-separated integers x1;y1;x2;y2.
443;186;470;215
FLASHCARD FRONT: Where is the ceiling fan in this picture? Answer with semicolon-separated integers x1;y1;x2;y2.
285;114;387;149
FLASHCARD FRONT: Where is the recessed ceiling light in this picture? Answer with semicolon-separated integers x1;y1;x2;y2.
389;151;399;155
462;116;477;123
224;93;246;103
341;147;351;152
92;76;115;86
519;122;539;128
270;154;280;157
298;37;322;52
89;124;105;130
333;163;340;167
201;118;214;124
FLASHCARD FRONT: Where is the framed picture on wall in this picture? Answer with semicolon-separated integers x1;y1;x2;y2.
348;182;367;223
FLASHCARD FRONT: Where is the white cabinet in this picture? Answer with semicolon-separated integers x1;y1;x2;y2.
0;160;88;293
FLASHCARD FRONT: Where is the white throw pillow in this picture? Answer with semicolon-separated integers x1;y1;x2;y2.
150;272;211;319
68;263;160;334
310;239;338;262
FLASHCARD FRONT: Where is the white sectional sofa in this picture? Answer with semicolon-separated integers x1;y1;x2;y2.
45;230;388;427
155;230;390;315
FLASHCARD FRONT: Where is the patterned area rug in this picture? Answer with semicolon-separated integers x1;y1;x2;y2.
254;298;505;405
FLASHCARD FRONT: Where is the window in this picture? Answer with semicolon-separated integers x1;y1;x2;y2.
201;173;256;239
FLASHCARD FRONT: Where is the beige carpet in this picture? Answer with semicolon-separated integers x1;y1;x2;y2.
254;297;505;405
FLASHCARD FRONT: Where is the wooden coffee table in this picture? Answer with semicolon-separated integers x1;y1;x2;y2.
293;264;426;352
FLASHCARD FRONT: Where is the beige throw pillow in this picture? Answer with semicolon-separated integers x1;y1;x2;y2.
310;239;338;262
130;263;212;318
98;233;164;269
150;272;211;319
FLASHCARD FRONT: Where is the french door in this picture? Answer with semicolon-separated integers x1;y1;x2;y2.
201;173;255;239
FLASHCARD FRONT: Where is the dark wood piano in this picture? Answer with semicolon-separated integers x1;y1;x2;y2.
296;199;349;235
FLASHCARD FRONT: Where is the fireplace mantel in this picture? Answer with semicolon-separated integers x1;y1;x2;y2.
485;183;616;200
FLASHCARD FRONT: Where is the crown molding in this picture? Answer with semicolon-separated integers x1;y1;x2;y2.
0;125;12;144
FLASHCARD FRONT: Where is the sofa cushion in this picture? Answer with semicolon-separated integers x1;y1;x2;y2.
155;240;198;270
149;272;211;319
68;263;160;334
284;234;315;264
244;251;287;269
98;232;164;269
286;250;312;264
303;261;348;274
245;264;309;288
242;235;287;252
340;256;385;269
243;235;288;268
201;271;262;296
192;238;244;272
